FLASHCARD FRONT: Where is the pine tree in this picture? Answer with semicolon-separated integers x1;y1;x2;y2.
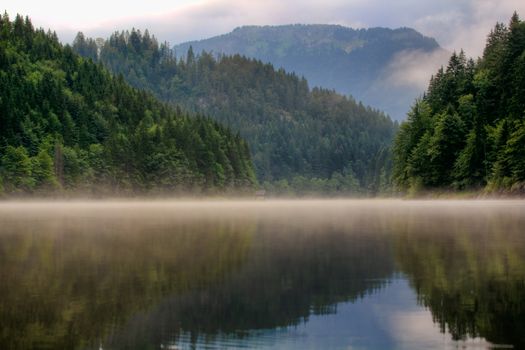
393;13;525;192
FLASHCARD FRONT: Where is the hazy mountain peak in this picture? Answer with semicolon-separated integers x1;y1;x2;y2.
175;24;447;120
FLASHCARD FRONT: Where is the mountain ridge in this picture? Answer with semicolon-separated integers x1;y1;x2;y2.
174;24;446;120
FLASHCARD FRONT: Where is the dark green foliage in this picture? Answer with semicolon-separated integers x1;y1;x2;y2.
393;13;525;192
1;146;34;192
74;29;396;194
0;14;256;195
426;110;467;185
392;99;432;188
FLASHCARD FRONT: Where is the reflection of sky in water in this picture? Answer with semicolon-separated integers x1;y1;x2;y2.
170;278;493;350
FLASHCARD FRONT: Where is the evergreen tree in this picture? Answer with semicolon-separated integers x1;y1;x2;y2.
393;13;525;193
0;14;256;196
1;146;34;193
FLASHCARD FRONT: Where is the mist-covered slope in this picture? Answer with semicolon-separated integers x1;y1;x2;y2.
73;29;397;193
174;24;446;121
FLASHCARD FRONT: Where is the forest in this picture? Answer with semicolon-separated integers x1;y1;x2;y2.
5;12;524;197
72;30;397;195
393;13;525;194
0;14;256;196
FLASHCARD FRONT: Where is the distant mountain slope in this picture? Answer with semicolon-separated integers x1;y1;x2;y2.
174;24;446;120
73;30;396;193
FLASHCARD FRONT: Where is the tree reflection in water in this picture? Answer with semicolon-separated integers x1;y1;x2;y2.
0;201;523;349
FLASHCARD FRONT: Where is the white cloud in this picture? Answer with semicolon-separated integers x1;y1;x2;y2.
382;48;451;90
388;309;493;349
413;0;525;57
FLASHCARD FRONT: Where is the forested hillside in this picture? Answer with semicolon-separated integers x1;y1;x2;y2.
174;24;444;120
393;13;525;193
0;14;256;196
73;30;397;194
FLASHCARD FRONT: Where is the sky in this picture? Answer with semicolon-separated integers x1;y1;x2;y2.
4;0;525;57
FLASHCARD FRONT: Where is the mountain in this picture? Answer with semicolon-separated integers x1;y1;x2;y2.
392;13;525;193
0;14;256;196
174;24;445;121
73;29;397;194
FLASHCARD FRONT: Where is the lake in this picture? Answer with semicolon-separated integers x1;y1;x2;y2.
0;200;524;349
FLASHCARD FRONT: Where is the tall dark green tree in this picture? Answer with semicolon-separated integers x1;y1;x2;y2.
0;14;256;196
393;13;525;193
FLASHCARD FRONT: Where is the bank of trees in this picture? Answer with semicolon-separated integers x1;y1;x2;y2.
73;29;396;194
0;14;256;196
393;13;525;193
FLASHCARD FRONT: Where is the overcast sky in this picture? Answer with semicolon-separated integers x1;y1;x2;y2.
4;0;525;56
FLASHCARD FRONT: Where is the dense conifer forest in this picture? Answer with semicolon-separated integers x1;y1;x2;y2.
0;14;256;196
393;13;525;194
73;31;397;195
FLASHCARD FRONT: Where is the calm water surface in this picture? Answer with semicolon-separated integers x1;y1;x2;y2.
0;200;524;349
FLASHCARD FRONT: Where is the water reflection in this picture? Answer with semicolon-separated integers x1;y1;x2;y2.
0;200;523;349
394;203;525;348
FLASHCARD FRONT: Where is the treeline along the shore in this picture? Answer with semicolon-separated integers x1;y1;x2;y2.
393;13;525;194
72;30;396;195
4;12;523;197
0;14;256;196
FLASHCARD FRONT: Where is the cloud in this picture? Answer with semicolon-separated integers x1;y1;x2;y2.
388;309;493;348
358;48;451;120
382;48;451;90
414;0;525;57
